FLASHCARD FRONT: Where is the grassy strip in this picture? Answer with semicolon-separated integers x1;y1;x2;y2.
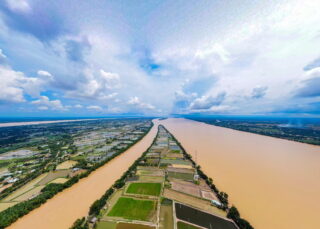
0;122;153;229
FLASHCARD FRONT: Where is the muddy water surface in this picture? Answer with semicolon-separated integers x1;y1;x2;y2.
161;118;320;229
9;120;160;229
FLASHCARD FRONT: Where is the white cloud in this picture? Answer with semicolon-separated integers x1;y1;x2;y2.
74;104;83;108
189;93;226;110
87;105;103;111
31;96;65;110
128;96;155;110
0;66;27;102
5;0;31;13
37;70;53;79
38;106;48;110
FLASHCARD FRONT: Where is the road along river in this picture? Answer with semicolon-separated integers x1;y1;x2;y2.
9;120;160;229
161;118;320;229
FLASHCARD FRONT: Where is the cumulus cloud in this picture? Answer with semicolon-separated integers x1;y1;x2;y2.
0;0;319;116
100;70;121;89
128;96;155;110
66;68;121;101
0;59;53;103
74;104;83;108
0;67;25;103
31;96;65;110
189;92;226;110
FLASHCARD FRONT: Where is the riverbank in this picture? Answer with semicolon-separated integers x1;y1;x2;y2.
8;120;160;229
161;118;320;229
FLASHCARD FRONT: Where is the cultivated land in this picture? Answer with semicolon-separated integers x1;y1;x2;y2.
126;183;162;196
78;125;239;229
107;197;156;221
161;118;320;229
1;119;156;229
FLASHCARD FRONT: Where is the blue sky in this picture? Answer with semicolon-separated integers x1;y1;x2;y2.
0;0;319;117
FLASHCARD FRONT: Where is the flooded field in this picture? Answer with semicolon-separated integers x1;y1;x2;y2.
8;120;160;229
161;118;320;229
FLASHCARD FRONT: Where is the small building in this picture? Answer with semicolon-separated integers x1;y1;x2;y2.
90;217;97;224
211;199;222;207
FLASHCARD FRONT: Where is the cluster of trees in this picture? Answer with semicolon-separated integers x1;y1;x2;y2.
161;125;254;229
89;188;114;215
0;122;154;228
227;206;254;229
69;217;89;229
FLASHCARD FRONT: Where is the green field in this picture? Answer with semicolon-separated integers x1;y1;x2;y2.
108;197;155;221
96;221;117;229
177;221;201;229
126;183;162;196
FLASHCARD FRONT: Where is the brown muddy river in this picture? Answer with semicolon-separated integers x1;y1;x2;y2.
9;120;160;229
161;118;320;229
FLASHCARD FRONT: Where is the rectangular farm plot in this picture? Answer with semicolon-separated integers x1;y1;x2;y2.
96;221;117;229
175;203;238;229
56;160;77;170
168;171;194;181
159;202;174;229
163;189;226;218
126;183;162;196
108;197;156;221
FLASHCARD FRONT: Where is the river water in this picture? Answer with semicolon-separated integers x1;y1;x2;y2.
9;120;160;229
161;118;320;229
9;118;320;229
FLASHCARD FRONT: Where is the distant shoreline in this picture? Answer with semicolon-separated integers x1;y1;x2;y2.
0;119;98;128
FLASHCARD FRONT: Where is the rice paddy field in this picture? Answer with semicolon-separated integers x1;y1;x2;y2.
159;202;174;229
175;203;237;229
96;221;117;229
13;186;45;201
49;178;68;184
56;160;77;170
126;183;162;196
168;171;194;181
37;170;70;185
138;176;164;183
107;197;156;221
